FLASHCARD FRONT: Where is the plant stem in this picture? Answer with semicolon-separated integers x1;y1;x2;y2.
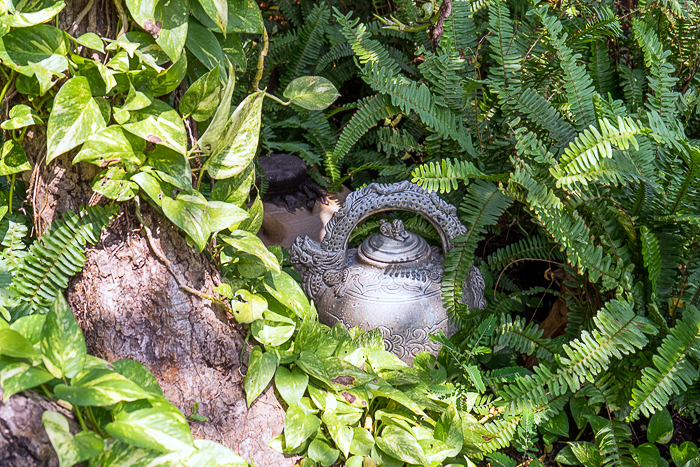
74;406;88;431
264;92;290;106
196;166;205;191
0;71;16;109
253;27;269;92
8;173;15;212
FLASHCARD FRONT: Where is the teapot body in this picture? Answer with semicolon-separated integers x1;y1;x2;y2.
315;245;454;362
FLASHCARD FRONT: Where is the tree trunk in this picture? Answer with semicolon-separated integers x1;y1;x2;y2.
0;389;77;467
4;1;294;466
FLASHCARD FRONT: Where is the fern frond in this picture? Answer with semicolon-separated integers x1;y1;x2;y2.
442;181;512;314
284;3;330;86
640;226;661;295
0;213;30;266
501;299;656;415
420;52;467;111
411;159;486;194
588;415;636;467
486;234;556;271
333;94;398;170
633;19;679;124
629;305;700;420
589;41;616;96
495;314;560;363
619;67;646;115
552;117;643;189
361;62;470;150
374;127;419;158
335;9;400;74
534;5;597;131
439;0;478;58
314;43;354;74
486;0;522;89
503;88;577;146
10;205;118;319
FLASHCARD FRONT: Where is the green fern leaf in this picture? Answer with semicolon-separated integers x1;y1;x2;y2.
632;19;679;124
442;180;512;314
411;159;486;194
629;305;700;420
361;62;470;150
534;5;597;131
283;3;330;86
640;226;661;295
335;9;400;74
10;205;117;319
333;94;398;172
501;299;656;415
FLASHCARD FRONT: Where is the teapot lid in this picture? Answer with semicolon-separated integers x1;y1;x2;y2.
359;219;429;264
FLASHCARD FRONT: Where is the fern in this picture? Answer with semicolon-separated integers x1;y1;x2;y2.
10;205;117;319
534;5;597;131
486;235;556;271
501;299;656;416
633;19;679;125
360;62;470;150
442;180;512;314
629;305;700;420
335;9;400;73
333;94;398;173
0;213;29;266
486;0;522;89
411;159;486;193
283;3;330;87
495;314;560;363
640;226;662;296
551;117;644;190
589;41;616;96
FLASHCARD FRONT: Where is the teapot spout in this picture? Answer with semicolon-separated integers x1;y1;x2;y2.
289;236;346;303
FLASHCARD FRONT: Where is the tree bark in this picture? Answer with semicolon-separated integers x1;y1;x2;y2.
3;1;294;466
0;389;76;467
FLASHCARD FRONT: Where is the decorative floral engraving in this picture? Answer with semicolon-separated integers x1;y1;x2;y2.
379;321;448;362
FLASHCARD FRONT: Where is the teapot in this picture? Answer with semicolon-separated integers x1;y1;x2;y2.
289;181;486;363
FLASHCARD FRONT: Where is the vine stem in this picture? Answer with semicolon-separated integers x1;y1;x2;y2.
74;406;88;431
0;71;16;109
252;27;269;92
8;173;15;212
112;0;128;38
133;196;231;311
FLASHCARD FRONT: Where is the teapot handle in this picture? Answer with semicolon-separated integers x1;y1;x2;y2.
290;181;486;309
322;180;465;252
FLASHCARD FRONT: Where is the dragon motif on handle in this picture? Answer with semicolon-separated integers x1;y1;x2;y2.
289;181;486;310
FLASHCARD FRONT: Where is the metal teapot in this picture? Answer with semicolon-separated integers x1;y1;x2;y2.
289;181;486;363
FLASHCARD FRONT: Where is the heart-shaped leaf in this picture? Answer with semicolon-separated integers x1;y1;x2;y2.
105;398;194;453
284;404;321;450
244;346;277;407
43;411;104;467
0;358;54;400
54;368;154;406
220;231;280;273
74;126;147;167
204;91;264;180
40;295;86;379
231;289;267;324
275;366;308;406
283;76;339;111
180;64;221;122
121;100;186;155
47;76;108;162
